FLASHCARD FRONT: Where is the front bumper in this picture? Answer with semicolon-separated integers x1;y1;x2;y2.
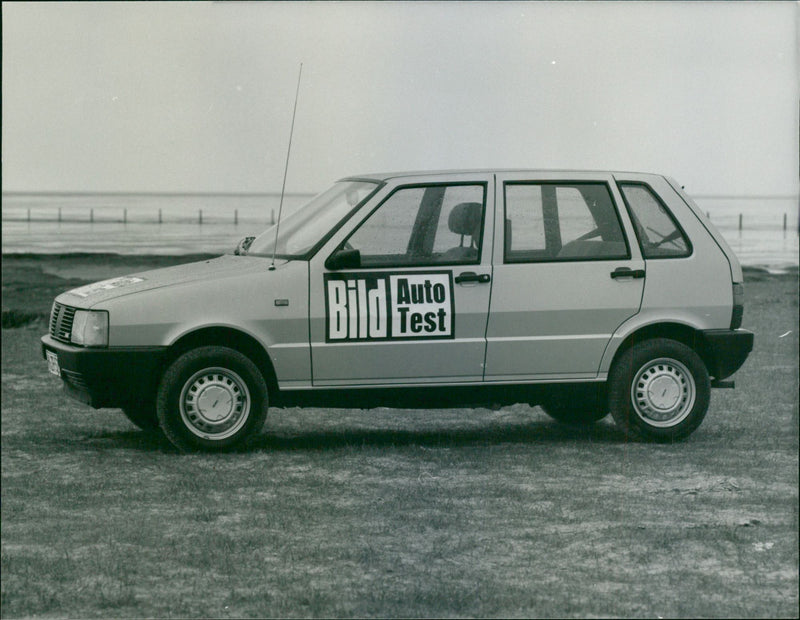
41;335;167;409
701;329;755;381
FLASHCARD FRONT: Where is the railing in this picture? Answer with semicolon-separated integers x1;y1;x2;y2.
2;208;278;226
3;208;796;232
700;211;794;232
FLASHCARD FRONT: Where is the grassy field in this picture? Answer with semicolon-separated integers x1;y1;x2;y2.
1;255;798;618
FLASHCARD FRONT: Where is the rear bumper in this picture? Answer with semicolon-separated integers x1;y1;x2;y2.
41;335;167;409
701;329;754;381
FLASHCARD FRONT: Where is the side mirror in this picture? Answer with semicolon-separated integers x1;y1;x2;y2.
234;236;255;256
325;248;361;270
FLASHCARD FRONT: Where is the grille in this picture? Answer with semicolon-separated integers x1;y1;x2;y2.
50;303;76;343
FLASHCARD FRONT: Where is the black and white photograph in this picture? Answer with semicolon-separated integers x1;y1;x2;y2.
2;1;798;617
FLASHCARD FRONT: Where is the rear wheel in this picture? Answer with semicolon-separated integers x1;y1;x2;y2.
156;346;268;452
609;338;710;441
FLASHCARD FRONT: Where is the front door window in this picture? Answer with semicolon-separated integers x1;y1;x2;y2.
344;184;486;267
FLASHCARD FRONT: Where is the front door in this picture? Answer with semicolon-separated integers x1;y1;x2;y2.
485;173;645;380
309;178;493;385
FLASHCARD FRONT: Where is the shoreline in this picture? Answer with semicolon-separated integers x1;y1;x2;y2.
2;251;220;261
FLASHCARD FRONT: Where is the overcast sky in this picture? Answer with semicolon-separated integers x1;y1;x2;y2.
2;1;798;196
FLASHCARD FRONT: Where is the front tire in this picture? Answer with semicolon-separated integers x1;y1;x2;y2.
609;338;710;441
540;385;608;425
156;346;268;452
121;401;159;432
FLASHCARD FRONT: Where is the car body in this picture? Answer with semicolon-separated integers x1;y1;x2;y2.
42;170;754;450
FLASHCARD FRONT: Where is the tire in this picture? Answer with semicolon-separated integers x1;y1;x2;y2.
156;346;268;452
540;392;608;425
541;403;608;425
608;338;710;442
121;401;160;432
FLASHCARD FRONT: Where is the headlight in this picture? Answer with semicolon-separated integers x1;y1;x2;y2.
71;310;109;347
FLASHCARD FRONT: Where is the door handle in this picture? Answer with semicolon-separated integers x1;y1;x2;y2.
610;267;646;279
455;271;491;284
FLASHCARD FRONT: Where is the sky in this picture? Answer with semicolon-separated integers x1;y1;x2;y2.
2;1;798;197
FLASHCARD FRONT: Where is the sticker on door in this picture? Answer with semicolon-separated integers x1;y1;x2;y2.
324;271;455;342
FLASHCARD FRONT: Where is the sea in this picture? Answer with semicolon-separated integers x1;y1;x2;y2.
2;192;798;273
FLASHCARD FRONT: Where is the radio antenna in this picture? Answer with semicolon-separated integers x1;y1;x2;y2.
270;62;303;271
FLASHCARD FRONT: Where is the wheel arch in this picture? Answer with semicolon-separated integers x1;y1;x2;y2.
608;322;714;377
165;326;278;393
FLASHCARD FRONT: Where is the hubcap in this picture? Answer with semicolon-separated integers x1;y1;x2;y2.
631;358;695;427
179;367;250;439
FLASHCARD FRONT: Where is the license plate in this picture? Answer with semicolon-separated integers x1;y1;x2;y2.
46;351;60;377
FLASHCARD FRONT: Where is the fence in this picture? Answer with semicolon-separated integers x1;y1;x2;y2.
699;211;794;233
2;208;796;233
3;207;278;226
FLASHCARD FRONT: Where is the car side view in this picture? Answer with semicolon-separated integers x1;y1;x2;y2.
42;170;754;451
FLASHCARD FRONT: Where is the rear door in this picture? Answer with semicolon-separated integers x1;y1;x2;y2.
485;172;644;380
308;174;494;385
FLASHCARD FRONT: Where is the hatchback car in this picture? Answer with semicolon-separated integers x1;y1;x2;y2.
42;170;754;450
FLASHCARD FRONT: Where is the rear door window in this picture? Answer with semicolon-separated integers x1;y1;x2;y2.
504;182;629;262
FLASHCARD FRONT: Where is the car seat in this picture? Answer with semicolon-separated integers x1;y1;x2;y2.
441;202;482;262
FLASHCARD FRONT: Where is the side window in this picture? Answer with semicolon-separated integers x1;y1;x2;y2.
619;183;691;258
345;184;486;268
505;185;546;252
431;186;486;255
344;188;422;259
556;187;597;245
504;182;628;262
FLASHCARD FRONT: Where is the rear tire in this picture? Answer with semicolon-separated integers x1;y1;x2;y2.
609;338;710;441
156;346;268;452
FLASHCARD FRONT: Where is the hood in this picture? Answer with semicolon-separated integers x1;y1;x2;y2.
59;255;284;306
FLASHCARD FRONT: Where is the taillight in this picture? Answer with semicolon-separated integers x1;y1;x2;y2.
731;283;744;329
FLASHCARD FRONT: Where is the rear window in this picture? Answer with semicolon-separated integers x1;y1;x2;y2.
619;183;691;258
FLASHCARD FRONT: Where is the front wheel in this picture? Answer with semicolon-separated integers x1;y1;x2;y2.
121;401;159;432
156;346;268;452
608;338;710;441
541;404;608;425
540;389;608;425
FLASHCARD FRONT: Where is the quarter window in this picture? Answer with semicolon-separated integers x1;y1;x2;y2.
619;184;691;258
504;182;628;262
344;184;486;268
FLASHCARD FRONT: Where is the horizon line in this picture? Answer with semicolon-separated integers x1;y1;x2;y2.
2;190;798;200
1;190;319;198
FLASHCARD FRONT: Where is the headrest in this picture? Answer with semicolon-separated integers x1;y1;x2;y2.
448;202;483;237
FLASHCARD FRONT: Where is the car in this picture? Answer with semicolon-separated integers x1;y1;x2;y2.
42;170;754;451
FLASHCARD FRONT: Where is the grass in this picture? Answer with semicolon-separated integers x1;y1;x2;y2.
1;253;216;326
1;255;798;617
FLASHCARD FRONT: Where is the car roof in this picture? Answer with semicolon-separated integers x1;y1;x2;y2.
340;169;662;183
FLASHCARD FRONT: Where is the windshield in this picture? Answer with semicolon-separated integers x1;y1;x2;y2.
246;180;379;258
